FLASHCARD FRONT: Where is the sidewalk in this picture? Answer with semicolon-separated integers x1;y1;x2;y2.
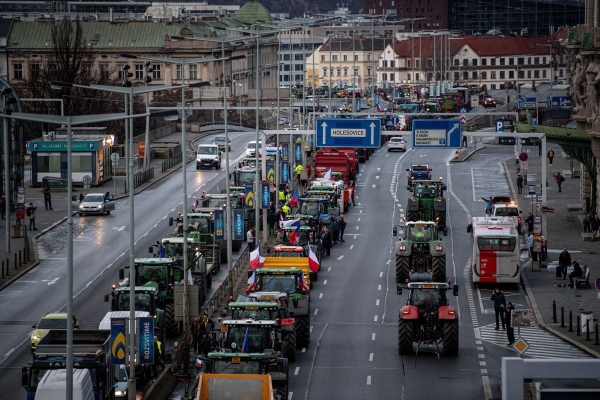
0;131;207;291
503;142;600;357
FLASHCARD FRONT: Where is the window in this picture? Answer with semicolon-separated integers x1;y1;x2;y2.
407;73;411;80
354;55;358;62
463;59;468;66
176;65;183;80
518;57;524;65
499;58;505;66
518;69;524;79
415;73;419;81
13;63;23;79
463;71;468;80
454;72;459;80
527;57;531;65
295;54;303;61
415;60;420;68
472;71;478;79
383;60;387;68
500;71;505;79
354;68;358;76
390;73;395;81
100;64;110;80
118;64;127;80
426;59;432;68
344;68;348;76
294;64;303;71
135;64;144;79
323;68;327;76
367;68;372;76
189;64;197;80
559;69;564;77
343;55;348;61
330;68;333;76
337;68;341;76
72;153;92;173
382;73;387;81
542;70;547;78
481;58;487;66
491;58;496;66
36;152;61;173
534;70;539;78
481;71;487;79
390;61;395;68
527;70;532;78
472;59;478;67
295;74;303;81
321;55;325;62
367;54;371;62
407;59;411;68
153;64;161;80
491;71;496;79
509;71;514;79
534;57;539;65
332;55;338;62
283;54;290;61
30;63;40;78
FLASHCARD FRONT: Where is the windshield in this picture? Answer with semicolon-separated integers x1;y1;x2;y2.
164;243;185;257
198;147;218;155
37;318;67;329
409;225;433;242
84;195;104;203
214;137;226;143
227;326;270;352
300;202;324;216
115;292;152;312
390;138;403;142
282;230;309;246
213;360;261;375
410;289;443;307
137;264;179;287
117;366;128;382
416;186;436;197
238;171;256;185
260;275;296;293
246;142;262;149
495;207;519;217
231;308;274;320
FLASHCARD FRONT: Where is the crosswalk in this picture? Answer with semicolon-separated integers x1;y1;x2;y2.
471;166;511;202
479;323;591;359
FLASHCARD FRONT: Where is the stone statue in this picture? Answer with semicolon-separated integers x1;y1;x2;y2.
571;54;586;116
584;55;600;123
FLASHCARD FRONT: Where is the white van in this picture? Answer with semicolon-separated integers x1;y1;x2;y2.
196;144;221;170
245;141;262;157
35;369;94;400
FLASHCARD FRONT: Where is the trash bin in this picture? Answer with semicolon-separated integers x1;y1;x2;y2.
581;311;594;333
11;224;21;238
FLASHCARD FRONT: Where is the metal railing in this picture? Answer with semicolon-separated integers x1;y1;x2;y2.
161;152;182;173
133;167;154;189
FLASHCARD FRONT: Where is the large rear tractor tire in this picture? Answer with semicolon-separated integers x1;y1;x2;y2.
442;319;459;356
435;210;447;234
284;331;297;362
164;303;180;338
274;385;288;400
207;271;213;289
219;242;227;264
406;210;419;222
396;255;410;283
431;255;446;283
295;316;310;348
398;317;414;355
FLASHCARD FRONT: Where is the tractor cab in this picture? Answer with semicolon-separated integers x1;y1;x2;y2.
219;320;280;353
253;268;308;295
105;285;158;315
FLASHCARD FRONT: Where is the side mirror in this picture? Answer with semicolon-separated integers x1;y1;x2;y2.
104;294;109;302
32;324;36;329
396;284;402;295
148;246;154;254
453;285;459;296
168;217;173;226
467;224;472;233
220;309;228;317
519;210;522;214
406;168;409;171
267;248;271;254
392;226;398;237
119;268;124;280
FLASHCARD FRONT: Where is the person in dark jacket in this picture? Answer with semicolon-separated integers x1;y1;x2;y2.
568;261;583;287
267;209;277;237
516;174;524;194
322;226;332;256
505;302;516;345
491;289;507;330
525;213;534;235
558;247;571;280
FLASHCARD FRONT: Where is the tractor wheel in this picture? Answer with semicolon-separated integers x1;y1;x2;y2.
406;210;419;222
164;303;180;338
207;271;213;289
295;316;310;348
435;210;446;231
395;255;410;283
284;331;297;362
219;242;227;263
442;319;459;356
397;317;414;355
274;384;288;400
431;255;447;282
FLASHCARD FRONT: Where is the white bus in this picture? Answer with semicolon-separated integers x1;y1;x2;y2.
467;216;520;284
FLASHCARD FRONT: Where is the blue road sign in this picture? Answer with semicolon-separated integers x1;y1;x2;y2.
391;116;400;125
528;185;536;195
496;119;504;132
233;209;244;240
412;119;462;149
316;118;381;148
460;108;467;113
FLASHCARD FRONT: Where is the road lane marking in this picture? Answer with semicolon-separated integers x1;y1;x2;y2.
367;376;371;385
294;367;300;376
369;353;374;361
314;309;318;315
379;272;383;277
378;285;381;291
337;255;344;260
327;267;331;272
374;315;378;322
323;280;327;285
350;245;354;249
376;299;379;306
319;293;323;299
4;348;15;358
371;333;376;340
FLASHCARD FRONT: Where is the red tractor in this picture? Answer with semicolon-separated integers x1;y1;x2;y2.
397;282;459;356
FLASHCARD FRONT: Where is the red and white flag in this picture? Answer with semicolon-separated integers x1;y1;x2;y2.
323;167;333;181
308;246;320;273
249;242;265;270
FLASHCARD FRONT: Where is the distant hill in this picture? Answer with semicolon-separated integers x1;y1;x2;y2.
208;0;363;19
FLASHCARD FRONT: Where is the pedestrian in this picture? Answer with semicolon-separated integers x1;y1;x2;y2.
516;174;524;194
267;209;277;238
79;193;84;203
0;195;5;219
26;203;37;231
527;232;534;260
558;247;571;280
490;289;506;330
339;213;347;242
322;226;332;256
505;302;516;345
568;261;583;288
153;336;166;378
462;135;468;148
306;165;312;179
350;181;356;206
591;215;600;242
192;317;205;353
42;185;53;210
246;227;255;252
583;214;592;233
555;172;564;192
547;149;555;165
332;217;340;243
294;163;303;186
525;213;534;235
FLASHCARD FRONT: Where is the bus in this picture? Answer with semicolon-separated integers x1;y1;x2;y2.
467;216;520;284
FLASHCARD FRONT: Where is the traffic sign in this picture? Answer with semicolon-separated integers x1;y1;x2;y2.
528;185;536;195
516;108;522;114
460;108;467;113
460;115;467;125
519;152;528;162
391;116;400;125
111;152;120;163
316;118;381;148
412;119;462;148
595;278;600;291
512;337;530;355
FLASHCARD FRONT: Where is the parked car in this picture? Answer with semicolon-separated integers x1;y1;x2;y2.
481;96;497;108
388;136;407;152
78;193;115;216
212;135;231;152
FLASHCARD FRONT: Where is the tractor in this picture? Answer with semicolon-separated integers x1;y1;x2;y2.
406;179;448;236
397;282;459;356
393;221;447;283
170;211;227;264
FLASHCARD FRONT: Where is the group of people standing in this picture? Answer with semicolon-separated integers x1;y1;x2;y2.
490;289;516;346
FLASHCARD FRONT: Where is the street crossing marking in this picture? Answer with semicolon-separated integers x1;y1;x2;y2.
479;323;592;358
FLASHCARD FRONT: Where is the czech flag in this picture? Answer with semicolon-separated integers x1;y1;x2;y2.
323;167;333;181
299;272;310;293
246;270;258;294
376;103;381;112
249;242;265;270
281;219;301;244
289;187;300;208
241;327;250;353
308;246;320;273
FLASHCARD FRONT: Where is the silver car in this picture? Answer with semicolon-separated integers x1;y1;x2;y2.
212;135;231;152
388;136;406;152
78;193;116;216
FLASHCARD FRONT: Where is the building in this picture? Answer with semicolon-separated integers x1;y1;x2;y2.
364;0;448;31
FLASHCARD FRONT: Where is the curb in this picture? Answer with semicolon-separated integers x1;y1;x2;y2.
449;145;487;163
0;131;220;292
502;158;600;358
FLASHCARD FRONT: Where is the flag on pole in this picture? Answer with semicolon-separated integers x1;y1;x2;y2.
246;271;258;293
289;187;300;208
323;167;333;181
249;241;265;270
308;246;320;273
241;327;250;353
281;219;301;244
299;272;310;293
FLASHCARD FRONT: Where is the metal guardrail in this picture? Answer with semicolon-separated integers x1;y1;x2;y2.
133;168;154;189
161;152;182;173
144;247;250;400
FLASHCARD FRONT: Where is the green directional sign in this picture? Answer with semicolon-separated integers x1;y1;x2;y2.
27;140;101;152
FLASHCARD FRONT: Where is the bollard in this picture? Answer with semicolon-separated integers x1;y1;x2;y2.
576;316;581;336
586;322;591;341
14;253;17;270
569;311;573;332
19;250;21;266
596;325;599;346
5;258;8;276
552;300;557;323
560;307;565;328
1;261;3;279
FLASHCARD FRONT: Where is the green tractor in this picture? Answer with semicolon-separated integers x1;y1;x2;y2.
406;179;448;236
169;211;225;265
248;268;311;348
393;221;447;283
220;302;297;361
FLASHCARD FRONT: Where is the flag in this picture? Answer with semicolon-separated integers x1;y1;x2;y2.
299;272;310;293
159;242;165;258
241;327;250;353
282;219;301;244
323;167;332;181
308;246;320;273
249;242;265;270
289;187;300;208
376;103;381;112
246;271;258;293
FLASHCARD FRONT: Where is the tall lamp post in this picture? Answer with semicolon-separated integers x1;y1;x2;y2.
1;89;15;254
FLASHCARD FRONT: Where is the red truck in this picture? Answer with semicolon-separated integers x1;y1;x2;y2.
314;148;351;183
338;148;359;177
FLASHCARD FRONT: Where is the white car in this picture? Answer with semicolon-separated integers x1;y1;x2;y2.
78;193;115;216
388;136;406;152
196;144;221;170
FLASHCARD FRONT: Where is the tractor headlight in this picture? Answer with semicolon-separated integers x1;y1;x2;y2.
399;245;406;251
435;245;443;252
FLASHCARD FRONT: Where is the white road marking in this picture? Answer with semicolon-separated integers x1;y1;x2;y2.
386;260;391;265
379;272;383;277
371;333;376;340
314;309;318;315
358;218;361;222
327;267;331;272
319;293;323;299
355;226;359;230
113;226;126;231
350;245;354;249
376;299;379;306
41;278;60;286
323;280;327;285
378;285;381;291
375;176;380;179
337;255;344;260
374;315;378;322
369;353;374;361
367;376;372;385
294;367;300;375
360;209;362;213
4;348;15;358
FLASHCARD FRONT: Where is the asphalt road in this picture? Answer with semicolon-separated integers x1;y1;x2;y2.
0;130;257;398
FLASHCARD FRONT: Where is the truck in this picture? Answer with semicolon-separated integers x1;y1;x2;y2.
397;282;459;356
393;221;447;283
406;179;448;236
22;330;115;400
337;148;359;176
314;148;351;183
193;372;278;400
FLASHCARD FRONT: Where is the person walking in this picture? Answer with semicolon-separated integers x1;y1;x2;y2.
350;181;356;206
267;209;277;238
558;247;571;280
153;336;166;378
591;215;600;242
527;232;535;260
26;203;37;231
555;172;564;193
525;213;534;235
0;195;5;219
42;186;53;210
505;302;516;345
547;149;555;165
516;173;524;194
294;163;304;186
332;217;340;243
491;289;507;330
339;213;347;242
246;227;255;252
